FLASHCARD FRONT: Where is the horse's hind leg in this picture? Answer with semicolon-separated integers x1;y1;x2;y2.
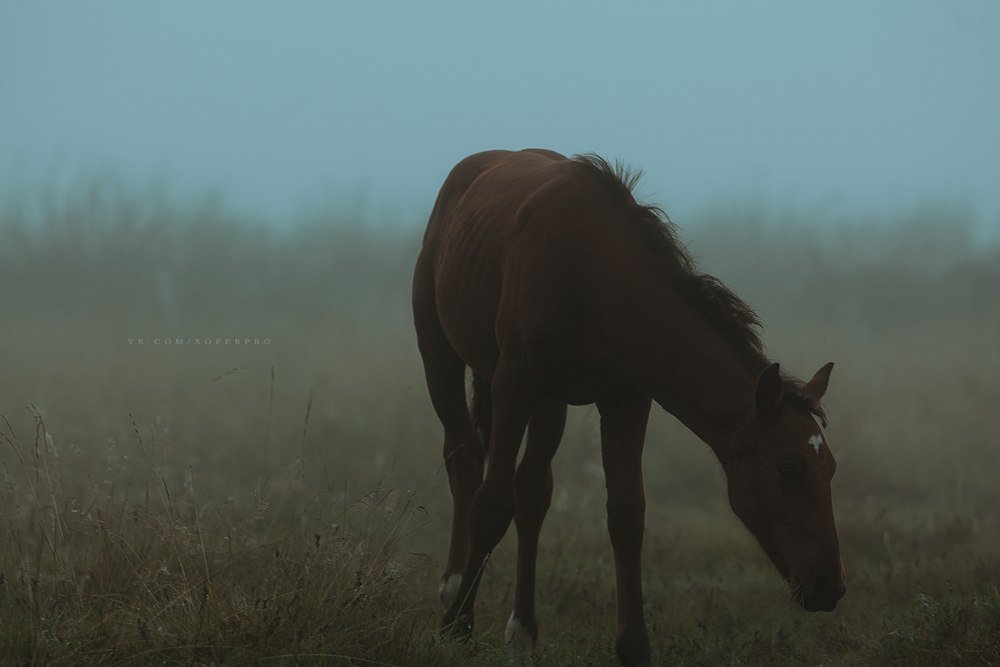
413;266;485;611
506;398;567;657
442;354;540;636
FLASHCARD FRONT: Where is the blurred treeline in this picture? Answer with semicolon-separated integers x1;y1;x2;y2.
0;178;998;517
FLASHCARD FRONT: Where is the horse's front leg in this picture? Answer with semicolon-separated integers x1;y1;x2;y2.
598;389;653;667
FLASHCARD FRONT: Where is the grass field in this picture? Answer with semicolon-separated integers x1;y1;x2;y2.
1;183;998;665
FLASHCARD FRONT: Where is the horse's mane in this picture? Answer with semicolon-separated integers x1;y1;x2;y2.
571;153;827;425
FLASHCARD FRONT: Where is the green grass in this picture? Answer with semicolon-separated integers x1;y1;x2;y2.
0;182;998;664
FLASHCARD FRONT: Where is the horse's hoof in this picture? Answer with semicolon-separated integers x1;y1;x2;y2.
440;613;474;640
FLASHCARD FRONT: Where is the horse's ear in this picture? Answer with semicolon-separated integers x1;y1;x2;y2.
802;362;834;401
753;363;783;419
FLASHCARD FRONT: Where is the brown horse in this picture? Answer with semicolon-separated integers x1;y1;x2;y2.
412;149;845;666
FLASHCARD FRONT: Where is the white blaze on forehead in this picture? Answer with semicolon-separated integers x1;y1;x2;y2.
809;413;826;455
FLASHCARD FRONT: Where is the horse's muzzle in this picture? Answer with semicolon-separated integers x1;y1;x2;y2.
798;573;846;612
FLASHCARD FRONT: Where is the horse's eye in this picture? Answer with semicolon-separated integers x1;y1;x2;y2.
776;458;807;480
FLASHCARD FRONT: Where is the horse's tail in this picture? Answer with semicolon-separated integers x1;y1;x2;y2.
470;373;492;452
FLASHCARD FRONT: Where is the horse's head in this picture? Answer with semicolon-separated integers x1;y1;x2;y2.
725;361;845;612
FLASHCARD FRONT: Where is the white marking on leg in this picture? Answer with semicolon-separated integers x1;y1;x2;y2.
439;574;462;609
505;611;534;657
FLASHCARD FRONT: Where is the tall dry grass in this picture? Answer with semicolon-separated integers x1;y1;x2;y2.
0;179;998;664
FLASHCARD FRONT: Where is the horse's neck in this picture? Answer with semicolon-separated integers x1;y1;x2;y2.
624;285;755;460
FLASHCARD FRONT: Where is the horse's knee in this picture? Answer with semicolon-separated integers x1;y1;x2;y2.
474;481;515;520
469;482;515;546
514;465;553;528
515;457;553;496
606;500;645;550
443;436;484;494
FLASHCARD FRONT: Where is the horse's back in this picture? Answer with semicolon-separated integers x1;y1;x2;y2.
415;149;576;375
421;149;568;250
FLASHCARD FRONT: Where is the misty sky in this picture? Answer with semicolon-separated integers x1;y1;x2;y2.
2;1;998;229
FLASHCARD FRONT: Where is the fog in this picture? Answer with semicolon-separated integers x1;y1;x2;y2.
2;1;999;231
2;3;1000;662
